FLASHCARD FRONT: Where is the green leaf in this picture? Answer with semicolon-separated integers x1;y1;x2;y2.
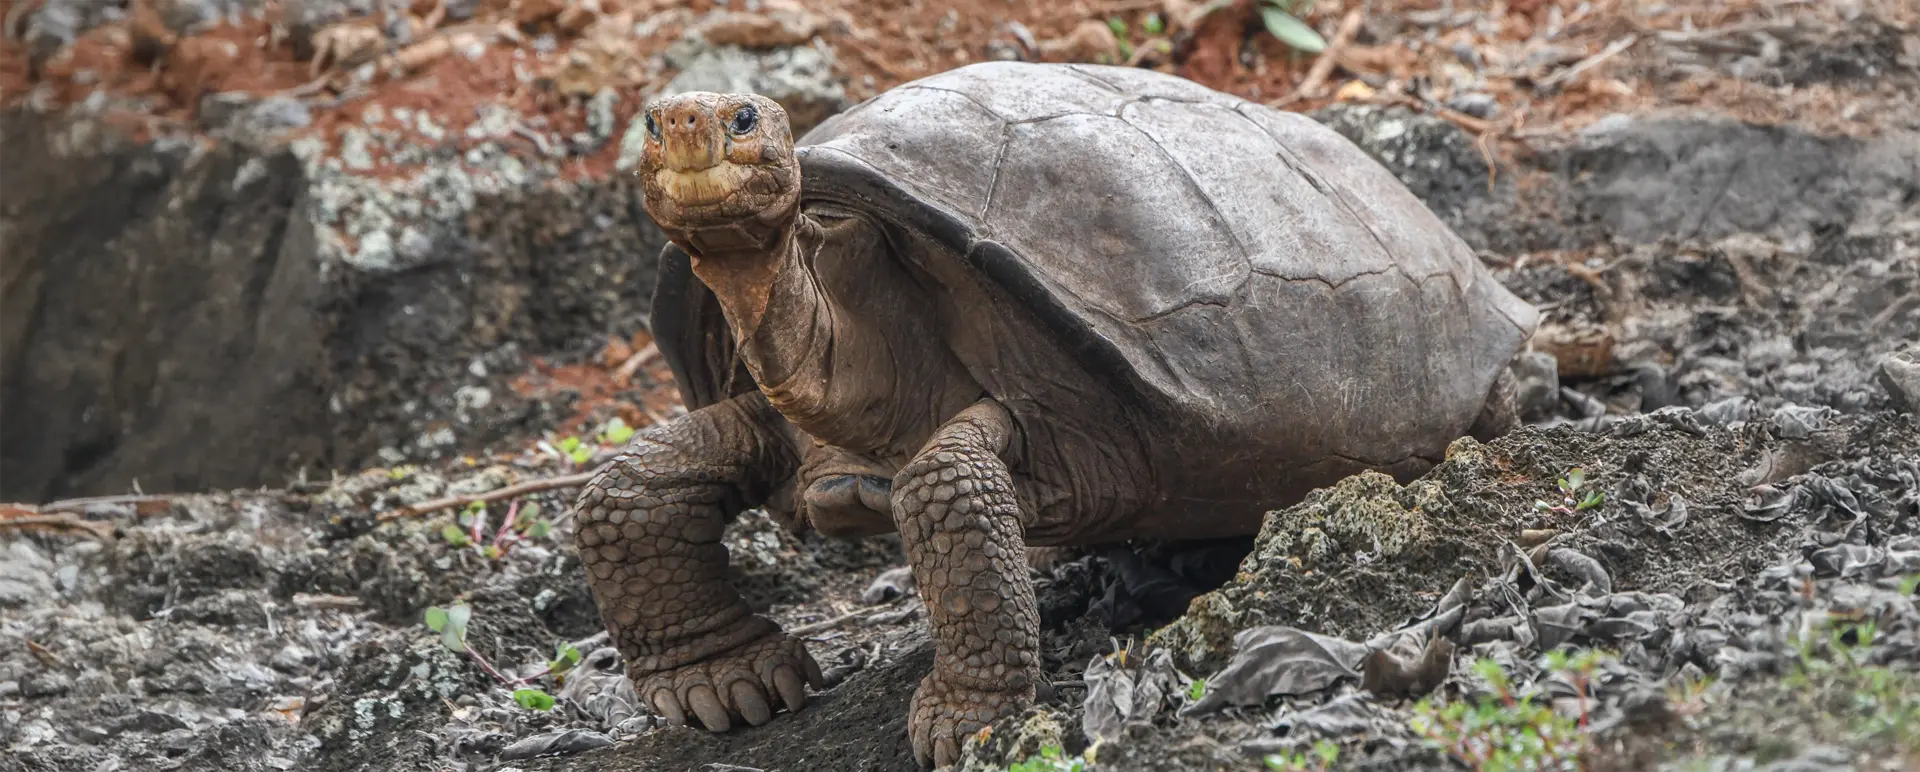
568;444;594;465
1107;16;1127;38
439;603;471;652
424;606;448;632
1534;500;1553;512
517;502;542;521
1900;574;1920;597
1313;739;1340;764
1258;4;1326;53
1578;488;1605;510
441;524;471;547
1187;678;1206;702
1565;467;1587;491
600;417;635;445
526;519;553;540
558;436;582;453
512;688;556;711
549;641;583;674
483;544;502;559
1142;12;1164;35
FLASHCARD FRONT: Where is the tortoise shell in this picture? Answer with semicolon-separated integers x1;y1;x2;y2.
652;61;1538;498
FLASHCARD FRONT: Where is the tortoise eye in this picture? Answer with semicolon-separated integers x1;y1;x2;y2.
730;105;758;135
645;112;661;141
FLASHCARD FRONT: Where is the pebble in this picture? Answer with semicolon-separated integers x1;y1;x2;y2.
1877;347;1920;412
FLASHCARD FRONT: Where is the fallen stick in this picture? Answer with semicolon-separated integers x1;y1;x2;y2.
1537;35;1639;91
1273;8;1365;106
19;493;173;514
611;341;661;386
0;512;117;541
788;598;907;636
377;470;599;521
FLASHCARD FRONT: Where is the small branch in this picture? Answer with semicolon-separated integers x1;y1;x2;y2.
23;493;174;514
1537;35;1639;91
788;598;903;636
611;341;661;386
378;471;599;522
0;511;118;541
1274;9;1364;106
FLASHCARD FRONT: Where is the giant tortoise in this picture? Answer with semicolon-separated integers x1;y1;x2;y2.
574;60;1539;768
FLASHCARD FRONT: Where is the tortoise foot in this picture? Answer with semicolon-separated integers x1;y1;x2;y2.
637;631;826;732
908;667;1037;769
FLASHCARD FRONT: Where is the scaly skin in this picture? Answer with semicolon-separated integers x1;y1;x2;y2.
573;391;825;731
891;400;1041;768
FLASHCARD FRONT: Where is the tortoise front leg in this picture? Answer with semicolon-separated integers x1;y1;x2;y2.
892;399;1042;768
573;391;825;732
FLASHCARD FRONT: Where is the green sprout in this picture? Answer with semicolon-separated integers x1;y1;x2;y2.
1535;467;1605;515
512;688;556;711
1259;0;1327;54
423;603;576;712
1264;739;1340;771
596;416;636;446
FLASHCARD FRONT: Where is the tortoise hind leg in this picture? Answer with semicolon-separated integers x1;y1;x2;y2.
573;391;826;733
1468;367;1523;443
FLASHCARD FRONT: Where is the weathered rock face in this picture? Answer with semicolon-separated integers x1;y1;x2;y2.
0;106;668;502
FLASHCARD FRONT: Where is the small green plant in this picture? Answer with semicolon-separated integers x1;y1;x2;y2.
439;499;553;559
1535;467;1604;515
1785;616;1920;753
512;688;556;711
596;416;637;446
1264;739;1340;770
1259;0;1328;54
1007;744;1086;772
555;434;594;465
423;602;577;712
1186;677;1207;702
1410;651;1607;770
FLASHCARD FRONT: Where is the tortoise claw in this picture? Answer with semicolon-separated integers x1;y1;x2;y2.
634;632;821;734
687;684;730;732
772;665;807;712
650;688;687;727
732;680;773;727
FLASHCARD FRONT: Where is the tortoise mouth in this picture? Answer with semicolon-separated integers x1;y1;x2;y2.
653;162;757;207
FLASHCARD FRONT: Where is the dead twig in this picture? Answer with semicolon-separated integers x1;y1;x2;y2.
789;598;904;636
377;470;599;521
24;493;174;514
0;512;117;541
1273;8;1364;106
1537;35;1639;91
612;341;661;386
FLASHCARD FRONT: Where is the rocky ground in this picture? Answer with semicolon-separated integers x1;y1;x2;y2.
3;0;1920;771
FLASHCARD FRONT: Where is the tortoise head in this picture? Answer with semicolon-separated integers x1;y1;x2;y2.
634;92;802;252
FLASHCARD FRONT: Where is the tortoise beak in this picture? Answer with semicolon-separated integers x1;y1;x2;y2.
650;100;756;207
658;101;722;172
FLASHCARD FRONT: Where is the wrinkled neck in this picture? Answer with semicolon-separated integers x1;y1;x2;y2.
685;215;817;346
